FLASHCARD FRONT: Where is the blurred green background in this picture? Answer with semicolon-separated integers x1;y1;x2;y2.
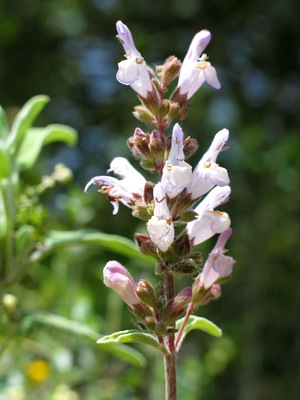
0;0;300;399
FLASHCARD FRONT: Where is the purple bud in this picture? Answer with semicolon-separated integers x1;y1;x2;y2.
103;261;141;308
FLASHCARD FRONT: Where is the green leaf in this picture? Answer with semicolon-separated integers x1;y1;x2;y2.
0;144;11;178
0;106;9;142
7;95;50;153
15;124;77;170
21;312;146;367
176;315;222;350
15;225;35;253
97;329;166;354
30;229;155;266
0;190;7;239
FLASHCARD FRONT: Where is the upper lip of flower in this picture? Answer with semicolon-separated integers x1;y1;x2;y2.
177;29;221;98
115;20;152;97
147;183;175;252
161;123;192;198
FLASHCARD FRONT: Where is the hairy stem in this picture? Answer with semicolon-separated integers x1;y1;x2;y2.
174;302;193;351
164;352;177;400
164;269;177;399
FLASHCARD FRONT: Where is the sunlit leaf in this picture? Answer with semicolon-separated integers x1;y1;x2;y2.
7;95;50;153
97;329;166;354
15;124;77;170
21;312;146;367
0;106;9;142
0;144;11;178
0;191;7;239
30;229;155;266
175;315;222;351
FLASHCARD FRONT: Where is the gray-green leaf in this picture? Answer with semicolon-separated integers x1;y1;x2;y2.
97;329;166;354
15;124;77;170
7;95;50;153
21;312;146;367
30;229;154;266
176;315;222;351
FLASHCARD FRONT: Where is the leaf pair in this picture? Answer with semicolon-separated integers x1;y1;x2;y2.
97;315;222;354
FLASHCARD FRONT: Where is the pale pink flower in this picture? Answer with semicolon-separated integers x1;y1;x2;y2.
187;128;230;199
85;157;145;214
147;183;174;252
199;228;235;289
187;185;231;246
161;123;192;198
177;30;221;99
116;21;152;97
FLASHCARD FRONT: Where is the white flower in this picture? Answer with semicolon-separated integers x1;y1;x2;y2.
177;30;221;99
85;157;145;214
116;21;152;97
147;183;174;252
199;228;235;289
187;128;230;199
161;123;192;198
187;185;231;246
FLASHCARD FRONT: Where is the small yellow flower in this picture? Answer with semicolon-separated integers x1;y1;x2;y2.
26;359;50;384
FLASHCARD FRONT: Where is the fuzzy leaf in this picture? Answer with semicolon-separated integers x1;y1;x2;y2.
97;329;166;354
7;95;50;153
30;229;154;266
21;312;146;367
176;315;222;350
15;124;77;170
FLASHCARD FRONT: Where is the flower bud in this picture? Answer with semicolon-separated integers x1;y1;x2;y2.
103;261;141;309
173;232;191;257
162;287;192;325
159;56;182;87
134;233;157;258
167;101;181;120
127;127;150;160
136;279;157;308
158;99;170;119
133;105;154;124
145;316;157;331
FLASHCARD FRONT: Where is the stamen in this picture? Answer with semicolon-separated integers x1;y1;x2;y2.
116;35;124;45
135;57;144;65
156;195;167;203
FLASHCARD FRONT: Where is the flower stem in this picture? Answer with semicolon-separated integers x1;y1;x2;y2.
164;269;177;400
164;352;177;400
174;302;193;351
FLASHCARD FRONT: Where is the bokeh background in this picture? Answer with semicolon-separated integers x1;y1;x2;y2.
1;0;300;399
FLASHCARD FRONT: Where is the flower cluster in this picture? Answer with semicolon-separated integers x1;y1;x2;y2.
86;21;235;336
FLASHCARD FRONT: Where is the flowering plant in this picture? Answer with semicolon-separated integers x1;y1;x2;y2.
86;21;235;399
